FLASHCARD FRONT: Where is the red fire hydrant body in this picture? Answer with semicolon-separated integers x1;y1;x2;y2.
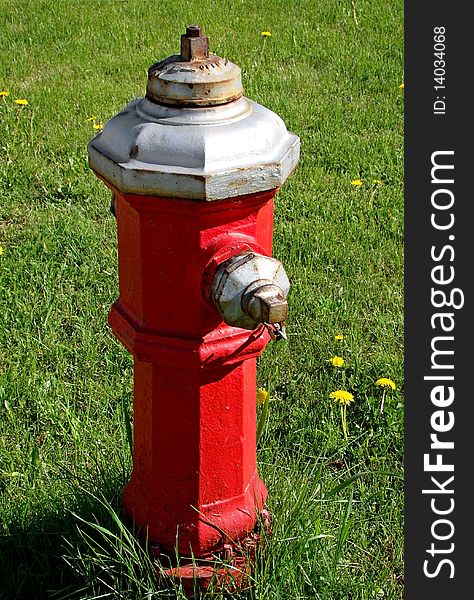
88;26;299;587
111;189;275;557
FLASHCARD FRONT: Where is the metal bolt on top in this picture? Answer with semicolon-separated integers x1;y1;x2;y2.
180;24;209;61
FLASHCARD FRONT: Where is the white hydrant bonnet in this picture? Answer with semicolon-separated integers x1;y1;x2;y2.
88;25;300;201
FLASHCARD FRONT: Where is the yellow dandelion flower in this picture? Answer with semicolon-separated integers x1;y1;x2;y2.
256;387;270;405
86;115;98;122
376;378;396;414
261;31;272;37
372;179;383;185
351;179;363;186
14;99;28;105
399;83;405;89
93;122;104;130
330;356;344;367
330;390;354;439
0;245;3;256
375;378;396;390
0;91;10;97
334;334;344;341
329;390;354;406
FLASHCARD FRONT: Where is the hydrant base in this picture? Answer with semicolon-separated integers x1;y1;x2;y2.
156;507;272;598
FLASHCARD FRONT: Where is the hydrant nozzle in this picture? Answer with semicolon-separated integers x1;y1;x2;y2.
242;282;289;325
210;251;290;331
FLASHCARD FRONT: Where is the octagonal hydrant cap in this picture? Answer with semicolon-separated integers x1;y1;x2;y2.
87;25;300;201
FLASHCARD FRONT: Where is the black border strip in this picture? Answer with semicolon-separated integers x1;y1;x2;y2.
405;3;469;597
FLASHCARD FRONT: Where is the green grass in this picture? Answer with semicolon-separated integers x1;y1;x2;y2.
0;1;404;598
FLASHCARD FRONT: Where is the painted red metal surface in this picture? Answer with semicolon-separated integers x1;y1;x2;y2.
99;177;278;563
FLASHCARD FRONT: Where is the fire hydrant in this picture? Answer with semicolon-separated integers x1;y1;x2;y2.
88;25;299;591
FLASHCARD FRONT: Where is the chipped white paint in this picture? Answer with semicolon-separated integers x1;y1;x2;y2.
88;95;299;201
147;53;243;107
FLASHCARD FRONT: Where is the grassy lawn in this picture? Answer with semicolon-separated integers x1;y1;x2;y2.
0;1;404;598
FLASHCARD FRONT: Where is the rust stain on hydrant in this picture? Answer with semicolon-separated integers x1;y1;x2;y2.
87;24;299;596
180;24;209;61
